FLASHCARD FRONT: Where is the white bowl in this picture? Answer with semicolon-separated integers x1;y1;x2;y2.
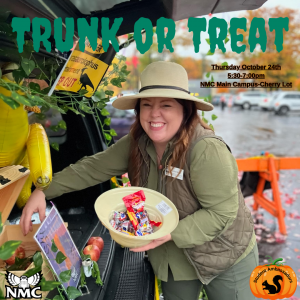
94;187;179;248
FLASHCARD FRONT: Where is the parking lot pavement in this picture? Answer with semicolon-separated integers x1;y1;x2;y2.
203;106;300;158
202;106;300;297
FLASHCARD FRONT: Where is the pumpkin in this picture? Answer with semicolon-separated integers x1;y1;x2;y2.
249;257;297;299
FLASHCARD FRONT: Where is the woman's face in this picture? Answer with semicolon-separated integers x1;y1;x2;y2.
139;97;184;146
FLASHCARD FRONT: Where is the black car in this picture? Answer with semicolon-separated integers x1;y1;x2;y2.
1;1;267;299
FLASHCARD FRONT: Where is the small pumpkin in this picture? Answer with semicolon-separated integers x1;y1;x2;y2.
249;256;297;299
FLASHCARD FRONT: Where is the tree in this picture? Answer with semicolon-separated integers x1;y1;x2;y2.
233;7;300;90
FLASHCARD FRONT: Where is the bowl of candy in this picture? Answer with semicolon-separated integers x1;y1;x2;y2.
94;187;179;248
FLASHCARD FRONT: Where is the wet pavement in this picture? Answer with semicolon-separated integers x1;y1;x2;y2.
204;105;300;298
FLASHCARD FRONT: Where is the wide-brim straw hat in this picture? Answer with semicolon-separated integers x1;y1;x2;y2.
112;61;214;111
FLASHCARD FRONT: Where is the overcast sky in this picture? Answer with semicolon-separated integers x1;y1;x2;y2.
119;0;300;60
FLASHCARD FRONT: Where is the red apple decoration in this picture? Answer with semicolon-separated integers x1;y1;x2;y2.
87;237;104;253
83;245;100;262
5;246;26;265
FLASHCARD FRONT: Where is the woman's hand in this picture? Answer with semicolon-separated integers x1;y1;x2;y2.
130;234;172;252
20;189;47;236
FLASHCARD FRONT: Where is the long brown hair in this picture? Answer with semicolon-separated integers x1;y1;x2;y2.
129;98;213;186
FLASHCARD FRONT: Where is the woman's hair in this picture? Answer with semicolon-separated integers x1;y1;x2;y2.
129;98;213;186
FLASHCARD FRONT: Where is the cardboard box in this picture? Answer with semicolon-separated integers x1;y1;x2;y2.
0;165;54;299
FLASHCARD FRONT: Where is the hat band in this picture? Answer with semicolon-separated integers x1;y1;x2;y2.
139;85;190;94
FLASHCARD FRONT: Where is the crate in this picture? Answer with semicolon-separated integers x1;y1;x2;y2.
0;165;54;299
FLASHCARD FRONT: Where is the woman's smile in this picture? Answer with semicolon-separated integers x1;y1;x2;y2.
149;122;166;130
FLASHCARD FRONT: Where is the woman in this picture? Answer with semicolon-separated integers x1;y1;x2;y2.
20;61;258;300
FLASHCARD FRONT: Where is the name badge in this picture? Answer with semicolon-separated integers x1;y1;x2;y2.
165;166;184;180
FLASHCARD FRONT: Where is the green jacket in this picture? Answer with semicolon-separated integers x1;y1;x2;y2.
44;124;256;284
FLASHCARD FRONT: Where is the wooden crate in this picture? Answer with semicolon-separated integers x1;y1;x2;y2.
0;224;54;299
0;166;54;299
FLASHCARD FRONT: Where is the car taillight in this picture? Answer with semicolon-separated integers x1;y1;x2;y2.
264;99;268;102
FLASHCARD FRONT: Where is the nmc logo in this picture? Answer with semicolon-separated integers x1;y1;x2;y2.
5;271;42;299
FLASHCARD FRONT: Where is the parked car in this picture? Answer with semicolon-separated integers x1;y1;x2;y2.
271;91;300;115
105;102;135;140
259;91;281;111
235;91;270;110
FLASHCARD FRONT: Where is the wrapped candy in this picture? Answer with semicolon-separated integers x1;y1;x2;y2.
110;190;162;237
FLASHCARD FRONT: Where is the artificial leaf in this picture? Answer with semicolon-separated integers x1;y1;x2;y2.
51;143;59;151
207;50;214;55
55;251;67;264
104;118;111;126
79;103;93;114
29;82;41;92
66;286;82;299
23;266;41;278
94;90;106;101
110;78;122;88
12;68;26;84
68;106;85;116
101;108;110;116
11;92;32;106
202;117;208;124
105;90;114;96
209;124;215;131
51;239;58;252
202;111;205;117
211;114;218;121
221;62;228;67
58;120;67;130
121;65;130;75
78;89;88;96
206;72;210;78
39;277;61;291
211;76;214;82
95;102;105;110
225;37;230;44
59;269;72;283
0;241;22;260
110;129;117;136
33;251;43;268
50;125;59;132
21;58;35;76
104;133;112;141
205;38;210;45
27;95;45;105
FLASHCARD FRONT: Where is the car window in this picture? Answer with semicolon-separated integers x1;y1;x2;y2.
283;94;300;99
